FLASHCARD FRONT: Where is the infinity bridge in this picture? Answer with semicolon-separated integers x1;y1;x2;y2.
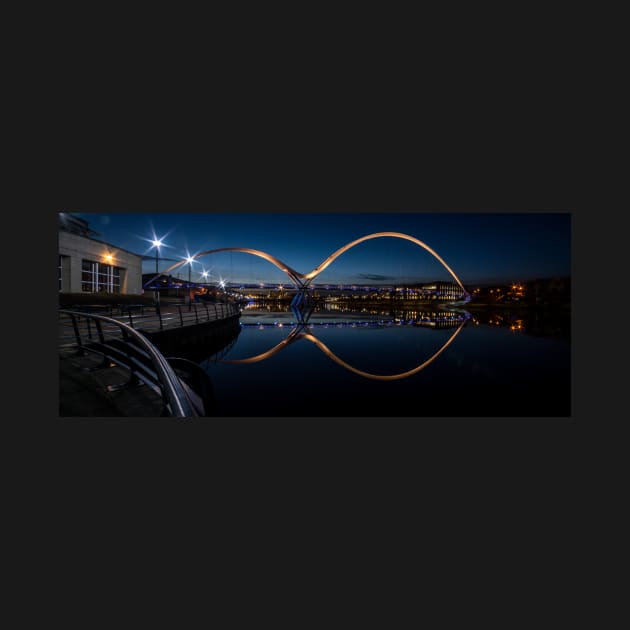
146;232;469;303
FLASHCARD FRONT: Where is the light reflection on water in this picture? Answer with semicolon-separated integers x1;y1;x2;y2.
195;305;570;417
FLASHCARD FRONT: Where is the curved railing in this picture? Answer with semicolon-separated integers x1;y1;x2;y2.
59;310;200;417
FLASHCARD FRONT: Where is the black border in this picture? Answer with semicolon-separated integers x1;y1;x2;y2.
19;154;595;479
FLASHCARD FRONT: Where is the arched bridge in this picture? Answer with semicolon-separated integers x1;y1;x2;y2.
149;232;468;296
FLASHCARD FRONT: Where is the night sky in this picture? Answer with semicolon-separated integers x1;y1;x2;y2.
67;212;571;286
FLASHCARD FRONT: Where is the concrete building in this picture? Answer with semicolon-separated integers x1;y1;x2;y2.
58;213;143;295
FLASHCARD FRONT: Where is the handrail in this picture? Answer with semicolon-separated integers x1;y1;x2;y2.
59;309;199;417
110;301;240;333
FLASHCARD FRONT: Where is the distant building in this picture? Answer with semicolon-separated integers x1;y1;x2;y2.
417;281;466;301
58;213;143;295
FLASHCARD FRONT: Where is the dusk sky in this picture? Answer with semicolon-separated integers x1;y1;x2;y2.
67;212;571;286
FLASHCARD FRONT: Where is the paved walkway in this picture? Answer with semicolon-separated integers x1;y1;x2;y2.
59;354;164;417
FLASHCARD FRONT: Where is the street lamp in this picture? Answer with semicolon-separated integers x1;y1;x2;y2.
186;256;194;309
152;239;163;305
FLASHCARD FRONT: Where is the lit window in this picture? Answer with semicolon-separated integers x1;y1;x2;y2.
81;259;121;293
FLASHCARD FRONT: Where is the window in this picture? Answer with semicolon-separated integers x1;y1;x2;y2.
81;259;121;293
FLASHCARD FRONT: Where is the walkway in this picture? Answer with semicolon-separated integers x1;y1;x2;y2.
109;302;238;333
59;302;240;351
58;301;241;417
59;353;164;417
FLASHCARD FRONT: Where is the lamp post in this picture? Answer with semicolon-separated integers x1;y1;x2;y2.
186;256;194;309
152;239;162;305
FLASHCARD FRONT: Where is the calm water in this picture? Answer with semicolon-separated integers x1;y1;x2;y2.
192;305;570;417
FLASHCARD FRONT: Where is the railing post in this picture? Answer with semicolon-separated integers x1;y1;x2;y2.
69;313;85;355
194;304;199;324
95;319;105;343
156;304;163;331
120;327;140;386
86;318;93;340
204;304;210;321
128;310;134;328
178;305;183;326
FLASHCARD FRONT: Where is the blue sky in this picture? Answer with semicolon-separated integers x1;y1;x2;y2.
68;212;571;286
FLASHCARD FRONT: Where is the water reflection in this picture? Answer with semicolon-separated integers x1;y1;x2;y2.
191;302;570;417
241;301;569;339
242;301;469;327
222;306;469;381
467;308;570;340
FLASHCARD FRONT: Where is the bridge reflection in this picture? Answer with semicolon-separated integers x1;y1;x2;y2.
222;307;469;381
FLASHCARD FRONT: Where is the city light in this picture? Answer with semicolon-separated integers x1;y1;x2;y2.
152;239;163;248
186;256;194;264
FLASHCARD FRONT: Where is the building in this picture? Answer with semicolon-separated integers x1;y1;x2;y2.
58;213;143;295
416;281;466;301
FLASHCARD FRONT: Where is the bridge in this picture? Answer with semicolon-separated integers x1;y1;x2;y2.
144;232;470;306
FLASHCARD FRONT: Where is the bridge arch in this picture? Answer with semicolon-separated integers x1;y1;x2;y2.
154;247;304;287
145;232;467;294
301;232;467;293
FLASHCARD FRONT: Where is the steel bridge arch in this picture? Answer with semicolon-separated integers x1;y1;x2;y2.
301;232;467;293
146;232;467;294
154;247;303;287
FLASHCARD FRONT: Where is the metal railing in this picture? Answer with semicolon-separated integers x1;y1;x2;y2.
108;301;240;333
59;310;202;417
